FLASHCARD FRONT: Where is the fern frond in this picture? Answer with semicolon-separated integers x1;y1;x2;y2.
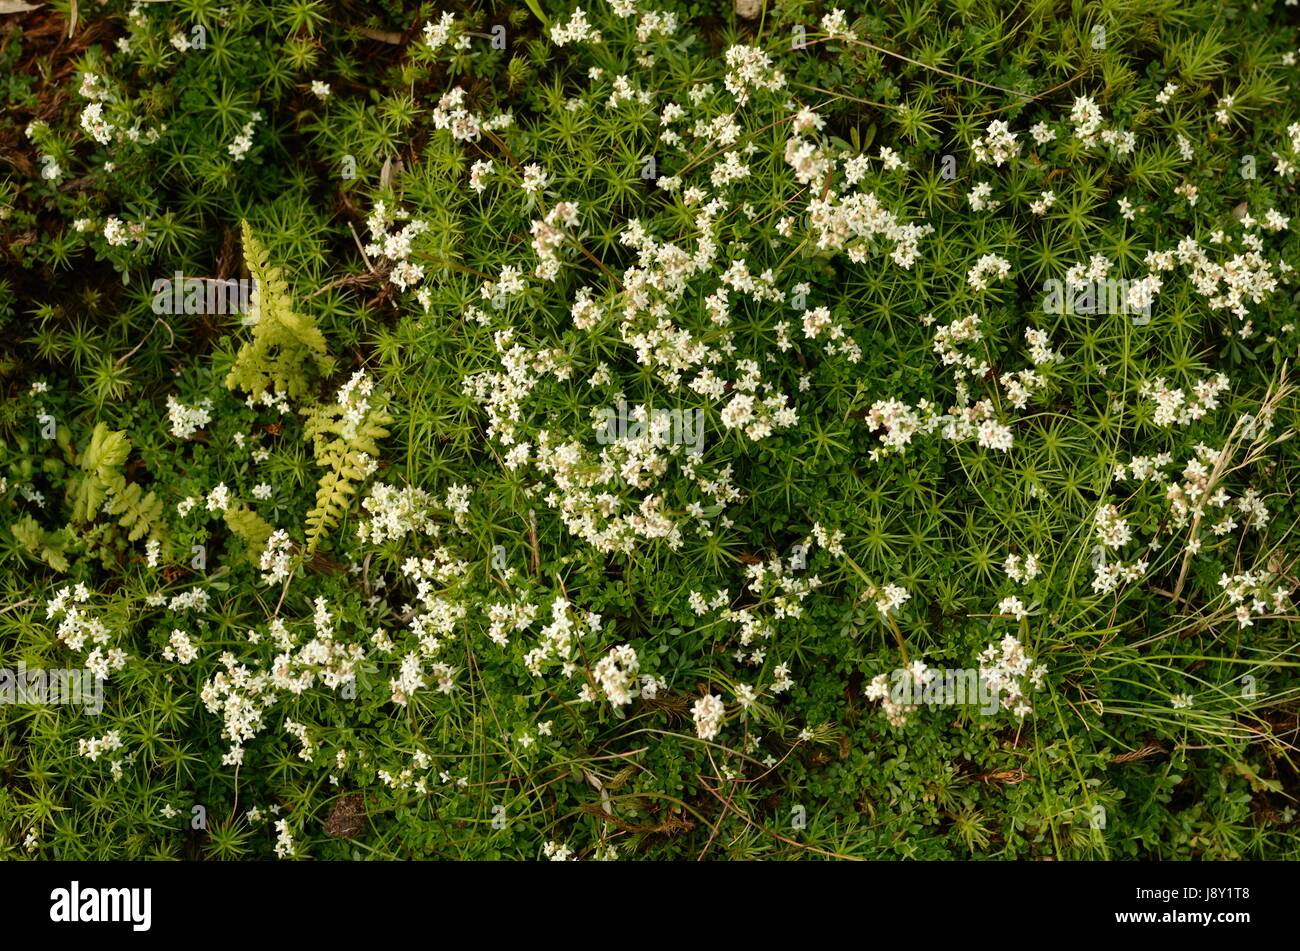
226;221;336;402
66;423;168;546
11;515;72;571
224;505;275;563
303;394;393;555
68;422;130;524
105;480;166;543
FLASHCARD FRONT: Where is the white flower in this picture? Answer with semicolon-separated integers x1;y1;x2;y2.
543;840;574;860
967;181;999;212
820;8;856;41
80;102;114;144
227;112;262;161
274;818;295;858
875;584;910;617
971;120;1020;166
551;8;602;46
1070;96;1103;143
206;483;231;513
976;418;1014;451
998;596;1029;620
166;395;212;439
521;163;549;195
164;629;198;664
259;530;294;586
422;12;459;52
1094;503;1132;549
593;644;641;706
692;693;726;740
469;159;494;193
103;217;130;246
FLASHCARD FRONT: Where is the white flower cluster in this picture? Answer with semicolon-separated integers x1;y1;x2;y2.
966;253;1011;291
634;9;677;42
364;200;429;292
1004;552;1042;584
168;587;211;614
1174;227;1287;326
166;394;212;439
201;598;366;765
80;101;114;145
1141;372;1229;427
431;86;482;141
334;369;377;441
103;216;136;247
967;181;998;212
284;719;315;762
78;729;124;762
866;323;1056;458
422;11;469;53
722;44;786;106
972;120;1020;166
998;595;1030;620
469;158;494;194
1029;190;1055;215
551;8;602;45
691;693;726;740
357;482;438;544
524;595;594;677
382;551;469;705
866;659;931;727
1094;503;1132;549
486;598;537;647
978;635;1047;718
593;644;640;705
1114;434;1274;559
1219;571;1292;628
805;184;931;268
1069;96;1104;145
820;8;856;40
163;628;198;665
875;583;910;618
47;584;128;681
1091;552;1148;596
531;200;579;280
543;840;574;860
718;360;799;441
227;111;262;162
274;818;295;859
206;482;231;513
258;530;294;586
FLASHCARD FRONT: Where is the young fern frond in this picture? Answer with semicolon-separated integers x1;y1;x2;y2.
224;505;275;564
10;515;72;572
68;423;130;525
302;385;392;554
67;422;168;545
104;479;166;543
226;221;336;403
